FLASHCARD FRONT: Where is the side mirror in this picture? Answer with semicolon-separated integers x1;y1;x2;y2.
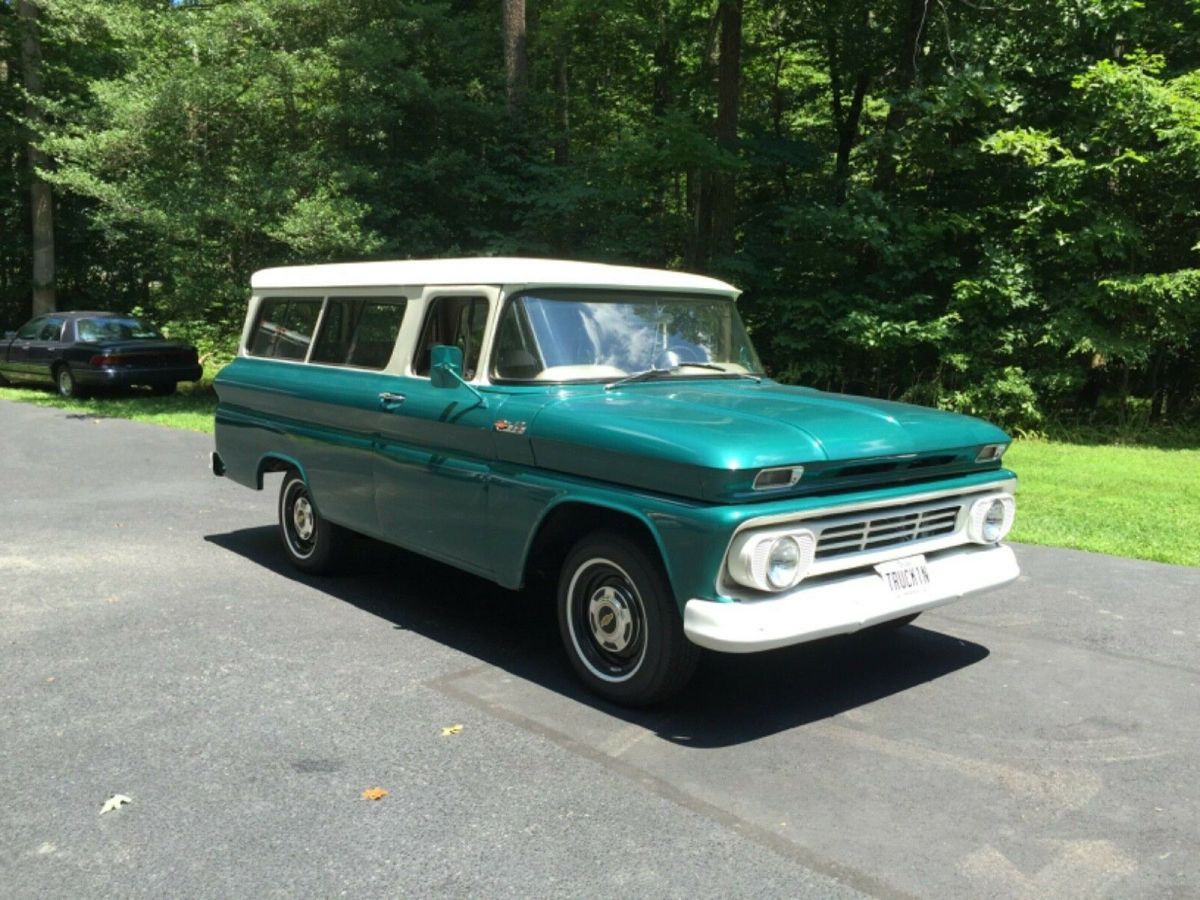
3;331;15;340
430;344;464;389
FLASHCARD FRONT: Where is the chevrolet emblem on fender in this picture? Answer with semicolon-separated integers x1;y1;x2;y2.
493;419;527;434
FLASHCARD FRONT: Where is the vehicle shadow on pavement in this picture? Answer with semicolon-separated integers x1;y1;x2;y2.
206;526;990;748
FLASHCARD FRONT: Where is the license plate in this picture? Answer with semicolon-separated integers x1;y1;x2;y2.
875;555;932;598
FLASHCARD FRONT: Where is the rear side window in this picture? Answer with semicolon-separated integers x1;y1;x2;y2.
310;297;407;370
248;297;322;361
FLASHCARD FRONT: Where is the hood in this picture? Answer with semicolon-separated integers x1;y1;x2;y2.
519;379;1010;502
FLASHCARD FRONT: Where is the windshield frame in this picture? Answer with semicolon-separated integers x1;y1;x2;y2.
488;288;763;386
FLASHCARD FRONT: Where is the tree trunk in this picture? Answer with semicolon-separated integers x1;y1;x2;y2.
710;0;741;262
652;1;674;118
17;0;54;315
833;72;869;201
553;49;569;166
501;0;528;124
872;0;930;193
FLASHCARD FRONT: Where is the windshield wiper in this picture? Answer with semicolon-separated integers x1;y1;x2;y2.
605;363;761;391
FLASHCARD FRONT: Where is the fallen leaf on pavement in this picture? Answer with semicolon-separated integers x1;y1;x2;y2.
440;724;464;737
100;795;132;815
361;787;389;801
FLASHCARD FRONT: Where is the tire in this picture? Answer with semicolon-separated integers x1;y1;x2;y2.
557;531;699;706
278;472;345;574
55;365;87;399
151;382;177;396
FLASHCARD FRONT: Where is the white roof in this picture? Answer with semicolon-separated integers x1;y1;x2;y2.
250;257;740;296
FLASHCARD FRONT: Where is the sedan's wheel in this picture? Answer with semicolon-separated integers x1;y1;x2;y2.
56;365;86;399
151;382;177;396
278;472;344;574
558;532;698;706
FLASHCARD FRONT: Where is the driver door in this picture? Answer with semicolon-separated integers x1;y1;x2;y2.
373;293;496;575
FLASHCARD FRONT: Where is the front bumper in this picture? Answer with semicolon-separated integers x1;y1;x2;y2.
683;543;1018;653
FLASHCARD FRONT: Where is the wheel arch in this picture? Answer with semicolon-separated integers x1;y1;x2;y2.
522;500;679;604
256;453;309;490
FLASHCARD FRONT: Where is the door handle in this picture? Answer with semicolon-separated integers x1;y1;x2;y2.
378;391;407;409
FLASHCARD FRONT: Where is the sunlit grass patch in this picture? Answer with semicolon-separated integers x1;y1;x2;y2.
1006;438;1200;567
0;380;217;433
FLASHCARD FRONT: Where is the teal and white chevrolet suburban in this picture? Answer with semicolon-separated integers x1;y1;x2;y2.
212;258;1018;704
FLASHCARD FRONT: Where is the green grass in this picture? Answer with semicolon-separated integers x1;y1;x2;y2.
0;380;217;433
3;377;1197;567
1006;439;1200;567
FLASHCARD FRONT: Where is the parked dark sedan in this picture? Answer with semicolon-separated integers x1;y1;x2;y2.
0;311;202;398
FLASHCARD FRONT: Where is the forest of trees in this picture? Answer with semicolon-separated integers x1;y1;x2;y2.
2;0;1199;428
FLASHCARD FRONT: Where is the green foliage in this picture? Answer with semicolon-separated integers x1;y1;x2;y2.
2;0;1198;428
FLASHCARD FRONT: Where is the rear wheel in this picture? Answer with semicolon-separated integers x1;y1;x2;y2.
150;382;177;396
278;472;345;574
55;365;87;399
558;532;698;706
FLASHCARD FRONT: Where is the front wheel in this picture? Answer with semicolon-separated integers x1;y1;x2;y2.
278;472;345;574
558;532;698;706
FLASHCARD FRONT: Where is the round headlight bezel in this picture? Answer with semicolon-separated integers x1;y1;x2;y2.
967;494;1015;544
728;528;816;592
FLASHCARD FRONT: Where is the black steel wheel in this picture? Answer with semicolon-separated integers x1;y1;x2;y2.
558;532;698;706
278;472;344;574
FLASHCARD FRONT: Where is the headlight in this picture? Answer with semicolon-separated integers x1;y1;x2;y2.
728;528;816;592
766;536;802;589
967;494;1015;544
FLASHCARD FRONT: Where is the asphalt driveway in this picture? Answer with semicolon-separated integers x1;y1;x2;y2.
1;399;1197;898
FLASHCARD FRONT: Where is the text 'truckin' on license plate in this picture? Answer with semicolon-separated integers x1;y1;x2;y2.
874;555;932;598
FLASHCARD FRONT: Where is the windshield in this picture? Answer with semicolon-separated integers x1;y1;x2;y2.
491;291;763;383
77;316;162;342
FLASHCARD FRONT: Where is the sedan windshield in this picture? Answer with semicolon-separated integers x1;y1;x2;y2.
491;291;763;383
77;316;162;342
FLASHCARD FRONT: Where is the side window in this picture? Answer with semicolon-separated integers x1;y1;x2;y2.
310;297;407;370
248;297;322;361
16;318;44;340
39;318;65;341
413;296;488;378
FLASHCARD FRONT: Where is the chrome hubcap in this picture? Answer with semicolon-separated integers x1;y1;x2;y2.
587;584;636;653
292;496;315;541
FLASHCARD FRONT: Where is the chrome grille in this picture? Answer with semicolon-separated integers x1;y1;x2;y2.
814;504;962;559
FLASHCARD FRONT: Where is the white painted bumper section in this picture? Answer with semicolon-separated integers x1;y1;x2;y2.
683;544;1019;653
